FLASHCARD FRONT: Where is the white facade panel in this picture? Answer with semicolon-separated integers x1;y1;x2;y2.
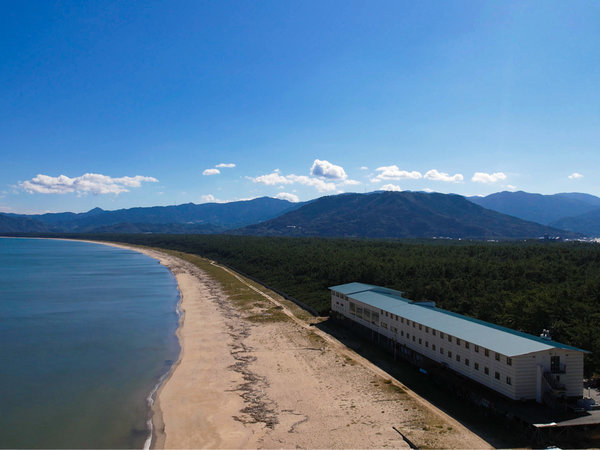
331;289;585;402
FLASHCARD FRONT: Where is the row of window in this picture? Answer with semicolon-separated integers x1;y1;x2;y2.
344;298;513;366
397;329;513;385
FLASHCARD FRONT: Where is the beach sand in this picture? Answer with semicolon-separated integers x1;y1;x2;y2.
99;243;492;449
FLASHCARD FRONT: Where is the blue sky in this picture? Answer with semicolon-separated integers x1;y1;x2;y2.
1;1;599;213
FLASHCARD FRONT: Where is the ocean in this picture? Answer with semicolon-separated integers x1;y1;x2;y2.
0;238;180;448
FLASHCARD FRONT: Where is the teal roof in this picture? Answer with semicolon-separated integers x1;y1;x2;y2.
329;283;589;357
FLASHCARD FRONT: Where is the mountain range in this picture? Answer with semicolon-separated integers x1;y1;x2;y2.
468;191;600;236
237;191;571;239
2;190;596;239
2;197;301;233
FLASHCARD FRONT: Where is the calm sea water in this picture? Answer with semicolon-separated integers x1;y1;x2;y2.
0;238;180;449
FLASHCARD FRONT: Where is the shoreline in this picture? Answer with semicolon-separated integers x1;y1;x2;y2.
28;237;493;449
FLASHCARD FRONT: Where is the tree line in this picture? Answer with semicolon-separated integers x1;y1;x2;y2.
57;233;600;376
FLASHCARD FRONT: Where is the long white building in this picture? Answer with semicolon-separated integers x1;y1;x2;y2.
330;282;588;403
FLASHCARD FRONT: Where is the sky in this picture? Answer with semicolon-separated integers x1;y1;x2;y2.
1;1;599;214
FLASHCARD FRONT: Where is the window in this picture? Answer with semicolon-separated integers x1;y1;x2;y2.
474;345;479;353
484;349;489;357
419;338;422;344
432;344;436;351
426;327;429;333
484;367;489;375
506;376;512;385
507;357;512;366
440;347;444;355
432;330;436;336
440;332;444;339
356;306;363;318
456;338;461;346
401;317;404;323
495;371;500;380
495;353;500;361
407;333;410;340
465;358;469;366
419;324;422;330
401;331;404;337
448;351;452;358
372;312;379;325
413;322;416;328
349;303;356;315
456;354;460;362
425;341;429;347
363;309;371;321
448;335;452;343
465;342;470;349
474;362;479;370
381;322;388;329
412;336;415;342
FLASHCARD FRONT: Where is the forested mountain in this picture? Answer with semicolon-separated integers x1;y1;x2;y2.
5;197;301;232
550;209;600;237
88;222;225;234
468;191;600;225
237;191;573;239
0;214;49;233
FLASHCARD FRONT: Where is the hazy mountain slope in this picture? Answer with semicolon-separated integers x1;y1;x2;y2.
0;214;49;233
555;193;600;207
468;191;600;225
550;209;600;237
237;191;572;239
10;197;302;232
88;222;225;234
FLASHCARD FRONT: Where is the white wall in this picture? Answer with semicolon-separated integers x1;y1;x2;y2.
331;291;584;401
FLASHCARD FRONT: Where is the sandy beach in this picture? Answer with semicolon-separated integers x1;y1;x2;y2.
99;242;491;449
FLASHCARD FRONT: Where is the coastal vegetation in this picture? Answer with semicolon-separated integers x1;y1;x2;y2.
50;234;600;375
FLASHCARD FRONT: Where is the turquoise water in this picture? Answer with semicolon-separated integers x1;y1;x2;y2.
0;238;180;448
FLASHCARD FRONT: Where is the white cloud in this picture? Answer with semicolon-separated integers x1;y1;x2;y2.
275;192;300;202
568;172;584;180
360;166;368;170
202;168;220;176
424;169;463;183
200;194;216;202
20;173;158;195
381;184;403;191
471;172;507;183
287;174;336;192
372;165;422;182
506;185;518;191
250;171;292;185
342;179;361;186
251;171;335;192
216;163;236;168
310;159;347;180
423;188;435;193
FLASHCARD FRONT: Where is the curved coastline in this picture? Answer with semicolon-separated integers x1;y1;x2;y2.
45;238;493;449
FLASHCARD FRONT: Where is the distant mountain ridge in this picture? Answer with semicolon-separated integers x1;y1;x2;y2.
550;210;600;237
468;191;600;225
2;190;593;239
3;197;302;233
236;191;573;239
